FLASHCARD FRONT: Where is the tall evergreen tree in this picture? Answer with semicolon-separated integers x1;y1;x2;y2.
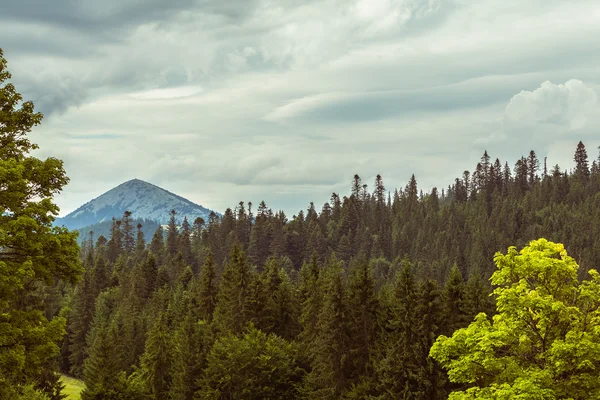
574;140;590;182
304;258;351;399
135;223;146;254
415;279;447;398
107;218;123;262
178;216;193;267
168;315;212;400
166;209;179;257
347;257;379;382
68;268;95;378
122;211;135;254
443;264;466;335
376;260;421;398
140;312;173;399
196;250;218;322
527;150;540;185
149;225;164;261
81;292;123;400
212;244;252;334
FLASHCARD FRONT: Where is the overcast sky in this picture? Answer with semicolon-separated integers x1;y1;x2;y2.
2;0;600;216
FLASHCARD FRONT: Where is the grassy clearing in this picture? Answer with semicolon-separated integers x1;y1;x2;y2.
60;374;85;400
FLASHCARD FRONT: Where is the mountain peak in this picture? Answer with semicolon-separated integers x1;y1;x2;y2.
55;179;216;230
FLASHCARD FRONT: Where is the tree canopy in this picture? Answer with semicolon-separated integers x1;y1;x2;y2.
0;48;82;399
430;238;600;400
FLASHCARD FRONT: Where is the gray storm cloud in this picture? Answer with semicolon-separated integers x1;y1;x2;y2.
2;0;600;216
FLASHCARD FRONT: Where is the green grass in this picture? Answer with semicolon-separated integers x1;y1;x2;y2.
60;374;85;400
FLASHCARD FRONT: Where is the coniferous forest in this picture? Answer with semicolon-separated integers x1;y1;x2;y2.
3;49;600;400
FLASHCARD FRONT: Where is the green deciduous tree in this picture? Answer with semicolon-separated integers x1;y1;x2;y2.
430;238;600;400
0;48;82;398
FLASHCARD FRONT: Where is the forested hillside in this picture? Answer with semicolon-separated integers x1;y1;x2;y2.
58;141;600;399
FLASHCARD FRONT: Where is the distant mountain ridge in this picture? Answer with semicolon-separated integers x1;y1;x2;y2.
55;179;216;231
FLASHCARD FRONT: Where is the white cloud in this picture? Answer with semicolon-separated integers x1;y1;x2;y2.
505;80;598;130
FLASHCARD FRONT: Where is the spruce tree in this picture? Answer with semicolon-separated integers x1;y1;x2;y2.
212;244;252;334
443;264;466;335
272;268;301;341
166;209;179;257
376;260;421;398
81;292;123;400
415;279;447;398
68;267;95;378
122;211;135;254
298;254;323;352
140;312;173;399
195;250;218;321
135;223;146;254
257;257;283;333
574;140;590;182
303;258;351;399
168;315;212;400
347;257;379;382
107;218;123;262
178;216;193;267
527;150;540;185
149;225;164;262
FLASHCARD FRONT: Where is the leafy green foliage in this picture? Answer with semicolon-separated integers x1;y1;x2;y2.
0;48;82;398
199;327;304;400
430;239;600;399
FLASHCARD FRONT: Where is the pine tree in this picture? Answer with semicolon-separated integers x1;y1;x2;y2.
138;254;158;300
415;279;447;398
68;267;95;378
527;150;540;185
167;209;179;257
196;250;218;322
140;312;173;399
107;218;123;262
299;254;323;352
122;211;135;254
257;257;283;333
178;216;193;267
212;244;252;335
351;174;362;199
90;257;110;298
191;217;205;266
462;271;494;320
149;225;164;262
304;258;351;399
168;315;212;400
443;264;467;335
347;257;379;382
376;260;421;398
272;268;301;341
81;292;123;400
574;140;590;182
135;223;146;254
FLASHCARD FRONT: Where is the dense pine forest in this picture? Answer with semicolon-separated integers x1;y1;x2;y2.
3;47;600;400
56;140;599;399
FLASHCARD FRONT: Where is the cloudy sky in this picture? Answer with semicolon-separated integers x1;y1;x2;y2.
2;0;600;216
